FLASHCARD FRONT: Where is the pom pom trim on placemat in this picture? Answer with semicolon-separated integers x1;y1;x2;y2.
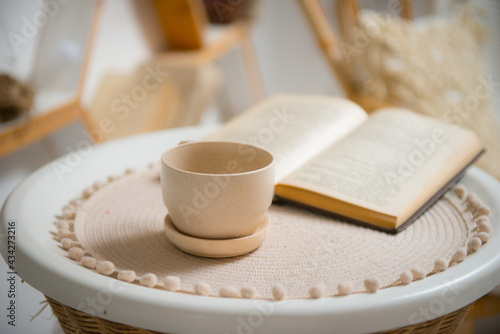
53;165;491;300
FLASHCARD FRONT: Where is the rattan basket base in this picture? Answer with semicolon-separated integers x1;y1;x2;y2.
45;296;471;334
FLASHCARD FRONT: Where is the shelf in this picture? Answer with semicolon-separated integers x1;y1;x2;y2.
153;21;252;66
0;0;101;159
0;99;82;158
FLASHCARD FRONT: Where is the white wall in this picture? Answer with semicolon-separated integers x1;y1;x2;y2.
253;0;340;95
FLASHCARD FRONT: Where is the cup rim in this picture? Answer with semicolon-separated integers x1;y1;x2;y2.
161;141;274;177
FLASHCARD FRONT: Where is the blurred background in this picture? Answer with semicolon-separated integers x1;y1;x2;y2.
1;0;500;203
0;0;499;333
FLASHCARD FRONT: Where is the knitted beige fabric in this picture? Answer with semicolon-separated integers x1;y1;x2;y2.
61;167;489;300
344;11;500;180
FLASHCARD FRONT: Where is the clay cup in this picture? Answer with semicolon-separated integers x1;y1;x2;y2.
161;141;275;239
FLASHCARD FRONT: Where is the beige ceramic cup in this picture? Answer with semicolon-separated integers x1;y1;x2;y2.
161;141;275;239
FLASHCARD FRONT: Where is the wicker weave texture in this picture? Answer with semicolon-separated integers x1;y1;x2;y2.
46;296;471;334
46;296;161;334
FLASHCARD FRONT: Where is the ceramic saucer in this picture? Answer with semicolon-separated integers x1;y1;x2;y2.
164;214;271;258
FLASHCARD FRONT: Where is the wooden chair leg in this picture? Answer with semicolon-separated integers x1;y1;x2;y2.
401;0;413;20
298;0;351;94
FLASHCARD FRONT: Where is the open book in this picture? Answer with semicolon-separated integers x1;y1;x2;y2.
205;95;484;232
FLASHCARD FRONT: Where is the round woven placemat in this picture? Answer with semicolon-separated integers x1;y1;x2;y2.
54;166;491;300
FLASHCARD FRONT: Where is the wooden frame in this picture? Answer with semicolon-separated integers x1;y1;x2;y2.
0;0;103;158
153;20;267;102
84;18;265;144
298;0;413;111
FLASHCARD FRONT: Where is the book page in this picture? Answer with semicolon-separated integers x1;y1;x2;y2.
279;108;482;218
205;94;368;181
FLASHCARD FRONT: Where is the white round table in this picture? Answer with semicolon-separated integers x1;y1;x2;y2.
1;126;500;334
